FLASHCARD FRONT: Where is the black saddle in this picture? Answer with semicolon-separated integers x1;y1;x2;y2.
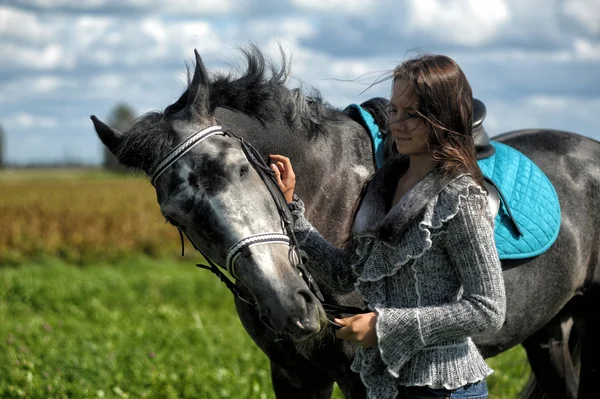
473;98;494;159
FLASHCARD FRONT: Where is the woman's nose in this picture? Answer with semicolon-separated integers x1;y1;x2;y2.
389;116;406;131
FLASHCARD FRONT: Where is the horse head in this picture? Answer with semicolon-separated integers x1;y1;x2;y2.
91;49;326;341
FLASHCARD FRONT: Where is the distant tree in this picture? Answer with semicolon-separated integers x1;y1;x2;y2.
103;103;136;172
0;123;4;168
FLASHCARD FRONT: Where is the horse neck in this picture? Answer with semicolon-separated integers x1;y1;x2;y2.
219;107;375;246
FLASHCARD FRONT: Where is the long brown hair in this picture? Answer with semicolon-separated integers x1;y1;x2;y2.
344;54;484;244
391;53;483;186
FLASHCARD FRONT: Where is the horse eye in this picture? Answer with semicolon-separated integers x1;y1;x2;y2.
239;164;249;179
164;217;177;226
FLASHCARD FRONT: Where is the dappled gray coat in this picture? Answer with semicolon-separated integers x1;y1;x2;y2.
291;158;506;399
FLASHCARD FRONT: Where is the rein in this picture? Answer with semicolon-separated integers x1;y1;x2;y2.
150;125;366;324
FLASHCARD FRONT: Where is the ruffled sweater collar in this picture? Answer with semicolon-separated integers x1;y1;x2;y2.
351;156;462;247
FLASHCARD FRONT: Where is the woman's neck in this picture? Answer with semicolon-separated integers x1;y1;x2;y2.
405;153;438;182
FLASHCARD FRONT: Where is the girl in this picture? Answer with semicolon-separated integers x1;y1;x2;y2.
270;54;505;399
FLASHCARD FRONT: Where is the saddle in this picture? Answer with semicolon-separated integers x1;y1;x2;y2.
473;99;495;159
345;98;389;169
355;97;561;260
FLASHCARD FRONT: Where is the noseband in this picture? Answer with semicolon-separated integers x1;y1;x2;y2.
151;124;366;324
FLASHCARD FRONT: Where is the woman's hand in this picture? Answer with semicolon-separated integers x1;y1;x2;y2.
334;312;378;348
269;155;296;204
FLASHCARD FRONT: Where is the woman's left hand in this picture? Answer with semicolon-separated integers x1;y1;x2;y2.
334;312;378;348
269;154;296;204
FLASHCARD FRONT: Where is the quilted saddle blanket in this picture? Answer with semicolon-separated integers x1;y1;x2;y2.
477;141;561;259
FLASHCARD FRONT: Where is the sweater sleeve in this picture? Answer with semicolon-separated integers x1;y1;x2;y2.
374;188;506;375
290;197;358;294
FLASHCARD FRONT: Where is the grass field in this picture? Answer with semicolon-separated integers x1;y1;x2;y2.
0;169;531;398
0;258;530;399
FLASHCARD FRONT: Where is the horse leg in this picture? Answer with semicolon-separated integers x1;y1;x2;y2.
577;285;600;398
270;358;334;399
268;332;365;399
234;298;364;399
522;309;579;399
267;335;366;399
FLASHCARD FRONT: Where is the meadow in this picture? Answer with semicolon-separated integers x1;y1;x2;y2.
0;169;531;398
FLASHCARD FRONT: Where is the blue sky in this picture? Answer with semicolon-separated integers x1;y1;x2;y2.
1;0;599;164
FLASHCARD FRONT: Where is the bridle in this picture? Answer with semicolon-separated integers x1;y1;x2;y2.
150;124;366;325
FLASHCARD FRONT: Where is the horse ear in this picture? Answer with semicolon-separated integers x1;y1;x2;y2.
90;115;122;155
186;49;210;117
164;88;189;115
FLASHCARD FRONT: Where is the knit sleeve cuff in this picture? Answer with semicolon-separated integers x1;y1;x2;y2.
375;306;425;377
288;196;314;235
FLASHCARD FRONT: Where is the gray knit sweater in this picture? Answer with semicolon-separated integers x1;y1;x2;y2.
291;161;506;399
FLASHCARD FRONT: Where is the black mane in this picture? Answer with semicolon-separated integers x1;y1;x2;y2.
205;45;345;135
117;46;348;173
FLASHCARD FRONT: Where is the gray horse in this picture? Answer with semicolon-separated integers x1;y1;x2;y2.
92;47;599;398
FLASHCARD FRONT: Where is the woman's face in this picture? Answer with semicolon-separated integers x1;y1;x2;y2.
389;79;429;156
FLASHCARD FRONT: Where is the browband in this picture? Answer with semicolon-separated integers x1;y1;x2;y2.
150;125;225;186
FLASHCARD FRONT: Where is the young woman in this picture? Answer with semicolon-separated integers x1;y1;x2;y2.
270;54;506;399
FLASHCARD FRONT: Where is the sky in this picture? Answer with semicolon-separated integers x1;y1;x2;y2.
1;0;599;165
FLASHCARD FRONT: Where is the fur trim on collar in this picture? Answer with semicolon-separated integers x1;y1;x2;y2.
351;157;463;247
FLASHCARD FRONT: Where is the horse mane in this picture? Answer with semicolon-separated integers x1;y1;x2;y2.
205;45;345;136
115;111;174;173
116;46;347;172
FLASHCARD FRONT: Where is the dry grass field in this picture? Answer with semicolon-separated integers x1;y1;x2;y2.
0;168;197;265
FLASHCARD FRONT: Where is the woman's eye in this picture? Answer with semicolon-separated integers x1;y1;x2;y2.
239;164;249;179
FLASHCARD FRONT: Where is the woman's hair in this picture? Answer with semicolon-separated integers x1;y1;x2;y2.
344;54;484;244
390;53;484;186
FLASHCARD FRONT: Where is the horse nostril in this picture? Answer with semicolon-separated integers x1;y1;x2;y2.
296;288;315;308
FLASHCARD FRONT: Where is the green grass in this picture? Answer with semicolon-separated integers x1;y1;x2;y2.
0;258;529;398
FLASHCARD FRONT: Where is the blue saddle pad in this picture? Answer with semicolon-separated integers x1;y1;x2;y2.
345;104;386;169
477;141;561;259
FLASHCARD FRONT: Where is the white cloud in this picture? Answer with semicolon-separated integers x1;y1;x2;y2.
405;0;511;46
291;0;371;14
32;76;64;92
5;113;58;128
247;18;317;41
16;0;236;14
156;0;234;14
563;0;600;35
170;21;224;56
0;75;70;104
74;16;113;48
0;6;57;43
0;42;75;70
573;38;600;60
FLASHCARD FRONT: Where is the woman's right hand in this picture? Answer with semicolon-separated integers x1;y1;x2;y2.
269;154;296;204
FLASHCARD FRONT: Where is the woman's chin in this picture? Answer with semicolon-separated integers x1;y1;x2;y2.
394;140;412;153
